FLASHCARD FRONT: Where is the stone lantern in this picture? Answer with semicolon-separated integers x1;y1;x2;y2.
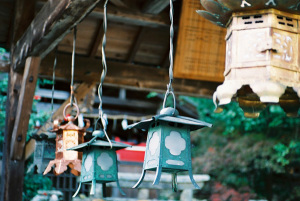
68;129;130;197
197;0;300;117
127;107;212;191
43;104;90;176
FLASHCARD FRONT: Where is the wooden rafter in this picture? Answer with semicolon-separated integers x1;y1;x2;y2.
92;5;170;27
89;21;104;57
142;0;170;15
12;0;101;71
110;0;128;8
127;27;146;63
39;53;220;98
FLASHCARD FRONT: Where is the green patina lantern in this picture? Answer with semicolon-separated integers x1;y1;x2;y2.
68;127;130;197
30;132;56;174
127;106;212;191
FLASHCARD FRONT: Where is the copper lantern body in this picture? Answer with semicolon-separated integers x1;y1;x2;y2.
43;119;87;176
198;1;300;117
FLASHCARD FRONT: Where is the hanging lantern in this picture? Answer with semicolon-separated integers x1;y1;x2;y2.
68;127;130;197
127;105;212;191
125;0;212;192
30;132;56;174
198;0;300;117
43;104;90;176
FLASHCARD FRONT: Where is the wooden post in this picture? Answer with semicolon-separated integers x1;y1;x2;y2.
1;67;24;201
10;57;41;160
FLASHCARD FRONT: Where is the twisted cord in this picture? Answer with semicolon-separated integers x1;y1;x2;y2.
168;0;174;88
97;0;112;148
163;0;176;109
98;0;109;113
70;27;77;107
51;48;57;121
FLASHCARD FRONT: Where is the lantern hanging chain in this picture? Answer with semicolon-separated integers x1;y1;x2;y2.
50;47;57;122
163;0;176;110
70;27;77;107
97;0;112;148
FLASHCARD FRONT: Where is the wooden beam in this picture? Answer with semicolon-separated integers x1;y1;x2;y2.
1;0;36;199
89;21;104;58
110;0;128;8
12;0;36;43
25;82;96;160
10;57;41;160
127;27;146;63
1;66;24;201
91;5;169;28
39;53;220;98
12;0;101;71
142;0;170;15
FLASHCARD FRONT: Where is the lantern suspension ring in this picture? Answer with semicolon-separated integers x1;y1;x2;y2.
163;0;176;111
96;0;112;148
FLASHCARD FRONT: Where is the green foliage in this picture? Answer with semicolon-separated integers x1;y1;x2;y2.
185;96;300;200
23;173;52;201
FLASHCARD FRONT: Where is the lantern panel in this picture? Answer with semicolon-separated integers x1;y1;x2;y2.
148;131;160;155
97;152;113;171
81;151;94;182
161;122;190;172
165;131;186;156
144;123;162;171
63;130;79;160
84;153;93;172
95;150;118;182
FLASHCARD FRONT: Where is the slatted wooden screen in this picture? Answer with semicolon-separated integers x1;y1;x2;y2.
174;0;226;82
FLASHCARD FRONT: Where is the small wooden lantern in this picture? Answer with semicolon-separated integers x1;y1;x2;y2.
127;107;212;191
43;104;89;176
68;129;130;197
30;132;56;174
198;1;300;117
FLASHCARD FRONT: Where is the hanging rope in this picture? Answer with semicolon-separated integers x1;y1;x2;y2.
70;27;77;107
163;0;176;110
50;47;57;122
97;0;112;148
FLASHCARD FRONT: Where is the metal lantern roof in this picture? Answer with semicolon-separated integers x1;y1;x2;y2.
127;107;212;131
197;0;300;27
